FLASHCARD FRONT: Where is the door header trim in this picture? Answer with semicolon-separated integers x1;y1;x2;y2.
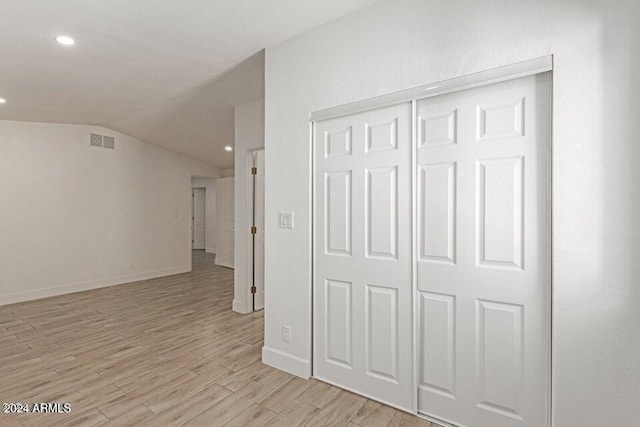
309;55;552;122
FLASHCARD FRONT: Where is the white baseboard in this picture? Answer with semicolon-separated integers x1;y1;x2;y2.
262;346;311;379
215;260;234;269
232;299;251;314
205;247;216;254
0;265;190;306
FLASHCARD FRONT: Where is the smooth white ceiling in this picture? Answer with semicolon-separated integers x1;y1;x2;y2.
0;0;380;168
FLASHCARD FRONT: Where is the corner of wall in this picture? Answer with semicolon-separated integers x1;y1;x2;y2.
232;299;252;314
262;346;311;379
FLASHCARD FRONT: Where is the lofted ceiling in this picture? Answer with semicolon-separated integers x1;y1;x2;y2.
0;0;380;168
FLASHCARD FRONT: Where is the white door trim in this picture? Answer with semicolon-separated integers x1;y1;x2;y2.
309;56;554;424
410;98;419;413
309;56;552;122
244;150;256;313
251;149;266;311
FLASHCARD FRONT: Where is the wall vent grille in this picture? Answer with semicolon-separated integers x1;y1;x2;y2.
90;133;103;147
89;133;116;150
103;136;115;150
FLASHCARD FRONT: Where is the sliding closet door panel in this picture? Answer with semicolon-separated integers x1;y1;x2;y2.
416;74;550;427
314;102;413;411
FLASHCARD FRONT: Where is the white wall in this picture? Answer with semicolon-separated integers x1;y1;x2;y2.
233;99;265;314
263;0;640;425
0;120;220;305
191;177;218;253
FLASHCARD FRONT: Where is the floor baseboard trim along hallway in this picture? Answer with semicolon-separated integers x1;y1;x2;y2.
0;265;192;307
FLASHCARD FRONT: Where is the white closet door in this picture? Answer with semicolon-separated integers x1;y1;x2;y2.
314;103;413;411
416;74;550;426
193;188;206;250
216;177;235;269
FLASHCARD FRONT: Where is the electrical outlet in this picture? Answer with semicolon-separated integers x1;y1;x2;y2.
281;326;291;343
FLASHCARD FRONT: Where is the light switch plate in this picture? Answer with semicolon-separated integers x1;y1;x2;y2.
279;212;294;229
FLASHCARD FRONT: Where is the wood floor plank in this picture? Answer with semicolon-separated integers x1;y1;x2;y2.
149;383;232;425
145;373;229;414
264;401;319;427
305;390;368;427
102;404;155;426
69;385;125;414
257;367;293;390
297;378;342;409
19;408;109;427
351;400;398;427
183;381;273;426
259;376;313;414
224;403;277;427
389;411;434;427
98;368;197;419
217;361;274;392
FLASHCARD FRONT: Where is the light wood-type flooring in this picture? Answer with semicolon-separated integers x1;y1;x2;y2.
0;251;442;427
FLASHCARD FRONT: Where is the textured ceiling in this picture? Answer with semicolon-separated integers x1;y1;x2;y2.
0;0;380;168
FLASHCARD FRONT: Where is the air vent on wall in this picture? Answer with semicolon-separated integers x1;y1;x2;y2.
90;133;103;147
103;136;115;150
89;133;115;150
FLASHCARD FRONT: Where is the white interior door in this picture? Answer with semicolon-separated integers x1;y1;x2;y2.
215;177;235;269
313;103;413;411
253;150;265;311
416;74;550;426
192;188;206;250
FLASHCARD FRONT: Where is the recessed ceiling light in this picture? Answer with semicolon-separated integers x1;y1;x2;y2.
224;146;233;152
55;35;75;46
0;98;6;104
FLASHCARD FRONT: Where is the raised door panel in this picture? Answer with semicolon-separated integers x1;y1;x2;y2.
326;280;352;367
477;157;524;269
366;166;398;260
366;285;398;382
477;99;524;141
325;171;352;256
325;127;352;158
419;110;457;147
419;292;456;399
419;163;456;264
194;223;205;246
476;300;524;421
365;118;398;153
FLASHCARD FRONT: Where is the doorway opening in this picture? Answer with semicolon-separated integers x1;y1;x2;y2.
215;176;235;269
190;176;217;271
192;187;206;250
